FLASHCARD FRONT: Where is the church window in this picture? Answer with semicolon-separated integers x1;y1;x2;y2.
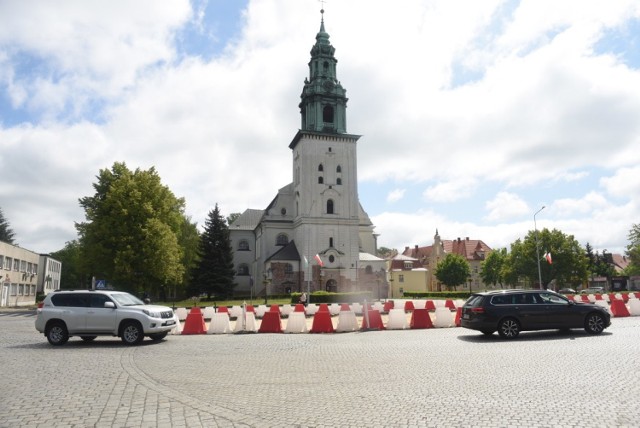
284;263;293;274
318;176;324;184
323;105;334;123
237;264;249;276
318;164;323;172
323;61;329;74
327;199;334;214
336;165;341;173
276;234;289;246
329;237;334;247
238;240;250;251
328;147;332;152
329;255;335;263
336;178;342;185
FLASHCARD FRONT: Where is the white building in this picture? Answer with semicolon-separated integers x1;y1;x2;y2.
0;241;61;307
229;12;382;298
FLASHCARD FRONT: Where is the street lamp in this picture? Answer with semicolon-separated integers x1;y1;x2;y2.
534;206;545;290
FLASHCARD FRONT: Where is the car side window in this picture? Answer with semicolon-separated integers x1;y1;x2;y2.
51;293;89;307
538;293;567;304
90;294;113;308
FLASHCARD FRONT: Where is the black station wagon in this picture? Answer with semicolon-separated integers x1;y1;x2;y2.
460;289;611;339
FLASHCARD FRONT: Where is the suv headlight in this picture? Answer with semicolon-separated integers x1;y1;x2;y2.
143;309;161;318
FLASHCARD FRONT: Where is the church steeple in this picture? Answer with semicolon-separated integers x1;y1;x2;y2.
299;9;348;134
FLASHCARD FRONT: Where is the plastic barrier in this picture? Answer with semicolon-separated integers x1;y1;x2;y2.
445;300;456;311
170;314;183;335
425;300;436;312
340;303;351;312
403;301;415;312
294;304;306;312
269;304;281;313
410;308;433;329
284;311;308;333
208;312;231;334
433;307;453;328
217;306;229;313
386;308;408;330
182;307;207;334
454;307;462;326
175;307;188;321
628;299;640;316
318;303;330;312
234;311;257;333
310;311;335;333
258;311;283;333
361;310;384;330
336;311;358;332
383;301;394;313
610;299;630;317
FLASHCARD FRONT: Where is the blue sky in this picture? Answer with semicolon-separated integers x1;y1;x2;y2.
1;0;639;258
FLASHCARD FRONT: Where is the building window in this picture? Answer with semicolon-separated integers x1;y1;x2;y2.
336;178;342;185
4;257;11;270
20;260;26;272
399;275;405;283
318;164;324;172
10;283;16;296
326;199;334;214
238;240;250;251
284;264;293;274
404;261;413;269
323;105;334;123
329;237;334;247
318;176;324;184
276;234;289;246
336;165;342;173
13;259;19;271
365;265;373;274
329;255;335;263
237;264;249;276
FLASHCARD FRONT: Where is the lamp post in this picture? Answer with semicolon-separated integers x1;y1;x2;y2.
534;206;545;290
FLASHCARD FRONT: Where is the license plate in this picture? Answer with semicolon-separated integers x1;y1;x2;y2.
462;314;470;320
165;320;176;326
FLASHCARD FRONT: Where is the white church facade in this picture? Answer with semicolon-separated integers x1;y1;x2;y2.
229;12;386;299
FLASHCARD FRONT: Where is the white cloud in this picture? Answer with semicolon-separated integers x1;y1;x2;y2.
423;178;478;203
485;192;530;221
386;189;406;204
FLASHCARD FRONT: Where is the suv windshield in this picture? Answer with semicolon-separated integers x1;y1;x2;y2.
111;293;145;306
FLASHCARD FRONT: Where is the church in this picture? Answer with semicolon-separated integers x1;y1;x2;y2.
229;11;386;299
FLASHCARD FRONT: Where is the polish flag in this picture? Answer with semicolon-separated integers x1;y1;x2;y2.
544;252;552;264
314;254;324;267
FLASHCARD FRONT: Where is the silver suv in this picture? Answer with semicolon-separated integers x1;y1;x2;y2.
35;290;175;346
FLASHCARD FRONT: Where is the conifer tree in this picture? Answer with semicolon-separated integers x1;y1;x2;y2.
0;207;16;244
192;204;236;299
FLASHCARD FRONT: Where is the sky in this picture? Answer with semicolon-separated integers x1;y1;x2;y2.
1;0;639;257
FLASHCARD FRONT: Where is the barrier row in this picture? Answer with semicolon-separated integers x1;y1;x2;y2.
173;305;463;335
174;300;464;321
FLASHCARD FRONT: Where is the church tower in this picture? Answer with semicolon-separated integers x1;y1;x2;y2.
229;10;379;297
288;10;369;291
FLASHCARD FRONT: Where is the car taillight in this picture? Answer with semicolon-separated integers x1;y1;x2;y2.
37;302;44;309
471;307;485;314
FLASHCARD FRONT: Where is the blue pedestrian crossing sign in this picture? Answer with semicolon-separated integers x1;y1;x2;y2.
96;280;106;289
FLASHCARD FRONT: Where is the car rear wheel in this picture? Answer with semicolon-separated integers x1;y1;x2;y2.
584;312;605;335
149;332;168;341
121;321;144;345
47;322;69;346
498;318;520;339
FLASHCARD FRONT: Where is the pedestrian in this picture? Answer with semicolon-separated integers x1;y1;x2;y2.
299;292;307;307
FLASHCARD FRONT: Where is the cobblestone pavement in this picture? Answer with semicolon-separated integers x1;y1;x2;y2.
1;311;639;428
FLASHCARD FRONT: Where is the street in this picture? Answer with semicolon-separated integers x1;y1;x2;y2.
1;311;639;427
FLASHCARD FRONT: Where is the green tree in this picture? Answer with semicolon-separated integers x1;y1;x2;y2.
625;224;640;276
0;207;16;244
50;240;87;289
175;217;200;300
377;247;397;259
480;248;507;287
508;228;588;289
435;253;470;291
76;162;186;297
226;212;242;226
191;204;236;299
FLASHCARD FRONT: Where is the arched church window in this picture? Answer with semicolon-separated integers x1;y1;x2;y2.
323;61;329;74
284;264;293;274
237;264;249;276
238;240;249;251
318;176;324;184
327;199;334;214
318;164;323;172
323;105;334;123
329;237;334;247
365;265;373;274
336;178;342;185
336;165;341;173
276;234;289;246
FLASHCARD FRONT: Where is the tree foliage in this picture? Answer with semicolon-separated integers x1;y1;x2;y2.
480;248;507;287
508;228;588;289
226;212;242;226
585;243;616;278
191;204;236;299
0;207;16;244
625;224;640;276
377;247;397;259
76;162;188;297
435;253;470;291
50;240;86;289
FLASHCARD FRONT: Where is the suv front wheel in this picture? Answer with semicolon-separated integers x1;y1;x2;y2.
47;321;69;346
121;321;144;345
584;312;605;335
498;318;520;339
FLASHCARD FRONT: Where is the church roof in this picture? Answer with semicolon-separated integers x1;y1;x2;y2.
359;252;384;262
266;240;301;262
229;209;264;231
